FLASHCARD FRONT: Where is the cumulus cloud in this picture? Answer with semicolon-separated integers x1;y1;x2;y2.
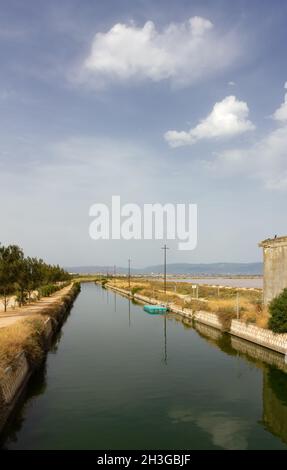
207;84;287;190
81;17;241;87
273;82;287;122
165;96;255;147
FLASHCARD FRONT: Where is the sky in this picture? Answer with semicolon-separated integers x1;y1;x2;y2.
1;0;287;267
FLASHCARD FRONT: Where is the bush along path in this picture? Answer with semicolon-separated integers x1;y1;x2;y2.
0;283;73;329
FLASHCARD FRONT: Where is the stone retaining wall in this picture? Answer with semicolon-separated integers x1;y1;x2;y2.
44;317;53;340
230;319;287;355
231;335;287;373
0;352;29;404
193;310;223;330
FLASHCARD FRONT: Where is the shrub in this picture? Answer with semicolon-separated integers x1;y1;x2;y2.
38;282;69;298
131;286;142;296
268;288;287;333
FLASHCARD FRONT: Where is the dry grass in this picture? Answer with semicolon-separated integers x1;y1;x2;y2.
0;315;47;378
0;283;81;378
111;278;267;328
241;306;270;329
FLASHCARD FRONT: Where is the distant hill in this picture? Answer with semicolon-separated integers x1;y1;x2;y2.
68;262;263;276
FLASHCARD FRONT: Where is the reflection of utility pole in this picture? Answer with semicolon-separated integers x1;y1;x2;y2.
114;292;116;312
128;258;131;288
163;313;167;365
161;244;169;293
128;298;131;327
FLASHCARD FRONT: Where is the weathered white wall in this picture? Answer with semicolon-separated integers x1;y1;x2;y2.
260;237;287;304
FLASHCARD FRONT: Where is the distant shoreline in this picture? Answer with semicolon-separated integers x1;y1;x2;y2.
166;274;263;279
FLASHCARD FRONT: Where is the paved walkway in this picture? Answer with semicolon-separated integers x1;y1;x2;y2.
0;285;73;329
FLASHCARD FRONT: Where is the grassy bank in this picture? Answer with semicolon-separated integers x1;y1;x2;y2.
0;283;80;378
110;278;268;329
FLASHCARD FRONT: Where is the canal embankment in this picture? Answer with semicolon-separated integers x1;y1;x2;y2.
0;282;81;433
105;283;287;356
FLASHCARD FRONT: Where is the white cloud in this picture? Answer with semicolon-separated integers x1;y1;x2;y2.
81;17;241;87
273;82;287;122
165;96;255;147
207;84;287;190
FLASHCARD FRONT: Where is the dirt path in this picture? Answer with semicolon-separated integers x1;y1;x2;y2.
0;285;73;329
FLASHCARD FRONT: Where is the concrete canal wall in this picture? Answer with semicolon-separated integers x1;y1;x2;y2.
193;311;222;330
0;283;80;434
231;336;287;373
106;283;287;356
230;319;287;355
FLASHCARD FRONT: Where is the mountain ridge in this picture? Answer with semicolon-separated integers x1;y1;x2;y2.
67;262;263;275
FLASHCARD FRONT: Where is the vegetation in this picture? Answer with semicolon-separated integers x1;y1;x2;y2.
0;243;70;311
268;288;287;333
38;282;70;298
110;278;267;328
0;316;47;378
0;282;81;377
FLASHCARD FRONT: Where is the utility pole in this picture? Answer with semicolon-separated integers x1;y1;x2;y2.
113;265;116;285
128;258;131;289
236;291;240;319
161;244;169;293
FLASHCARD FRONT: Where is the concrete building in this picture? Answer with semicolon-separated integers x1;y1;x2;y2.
259;236;287;305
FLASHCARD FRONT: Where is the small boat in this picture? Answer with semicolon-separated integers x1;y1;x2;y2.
143;305;167;314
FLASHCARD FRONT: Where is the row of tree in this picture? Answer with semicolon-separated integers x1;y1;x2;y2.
0;244;70;311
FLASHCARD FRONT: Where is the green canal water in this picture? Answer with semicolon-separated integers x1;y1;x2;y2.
1;282;287;450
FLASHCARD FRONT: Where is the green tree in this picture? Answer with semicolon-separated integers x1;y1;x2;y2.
268;288;287;333
0;242;70;309
0;244;24;311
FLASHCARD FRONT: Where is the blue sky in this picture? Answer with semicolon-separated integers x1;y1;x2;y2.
1;0;287;267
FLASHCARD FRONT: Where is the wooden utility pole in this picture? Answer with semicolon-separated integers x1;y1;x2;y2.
236;291;240;319
128;258;131;288
161;244;169;293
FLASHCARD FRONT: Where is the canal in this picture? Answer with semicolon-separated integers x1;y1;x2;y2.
1;282;287;450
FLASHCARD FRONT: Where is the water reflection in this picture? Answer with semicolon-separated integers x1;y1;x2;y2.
0;361;48;449
163;314;167;365
128;298;131;327
0;305;73;448
1;285;287;449
263;367;287;443
169;408;250;450
173;315;287;446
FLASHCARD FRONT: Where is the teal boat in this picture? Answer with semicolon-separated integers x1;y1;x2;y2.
143;305;167;314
